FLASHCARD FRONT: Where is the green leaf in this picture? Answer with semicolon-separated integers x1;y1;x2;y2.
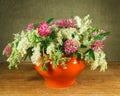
90;26;99;33
74;52;81;58
94;32;110;40
41;36;52;48
23;47;33;61
89;49;95;60
2;49;5;56
102;32;110;36
16;41;19;47
52;50;62;68
49;31;55;40
84;49;95;60
84;49;91;54
94;35;103;40
81;44;87;48
60;57;70;67
41;60;48;71
94;26;99;32
40;55;49;71
34;23;40;29
46;18;54;24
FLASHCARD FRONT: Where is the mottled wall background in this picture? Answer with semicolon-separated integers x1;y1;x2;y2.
0;0;120;61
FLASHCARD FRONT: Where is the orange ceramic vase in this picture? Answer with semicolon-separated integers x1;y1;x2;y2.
34;56;86;88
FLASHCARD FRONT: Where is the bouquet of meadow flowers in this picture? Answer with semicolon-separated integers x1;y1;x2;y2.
3;15;110;72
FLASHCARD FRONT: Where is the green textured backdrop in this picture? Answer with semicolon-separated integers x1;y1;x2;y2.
0;0;120;62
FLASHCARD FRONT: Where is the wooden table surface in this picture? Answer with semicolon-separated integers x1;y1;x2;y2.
0;62;120;96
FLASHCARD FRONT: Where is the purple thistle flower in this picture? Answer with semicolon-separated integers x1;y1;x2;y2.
26;23;34;32
51;19;75;28
91;40;104;52
65;40;78;53
92;32;98;36
5;45;11;57
38;22;51;37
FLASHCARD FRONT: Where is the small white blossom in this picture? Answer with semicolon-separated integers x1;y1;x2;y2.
17;37;30;57
61;28;76;39
74;16;81;27
56;31;63;45
73;35;80;45
50;25;59;31
46;42;55;58
31;43;41;66
90;51;107;72
78;15;92;35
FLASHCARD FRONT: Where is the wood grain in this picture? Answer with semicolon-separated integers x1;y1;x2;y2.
0;62;120;96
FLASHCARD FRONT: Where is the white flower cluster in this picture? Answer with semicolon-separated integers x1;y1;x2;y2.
90;51;107;72
46;42;55;58
31;43;41;66
79;15;92;35
17;37;30;57
61;28;76;39
69;15;92;47
74;16;81;28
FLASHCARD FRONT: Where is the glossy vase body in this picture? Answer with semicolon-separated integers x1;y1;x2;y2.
34;56;86;88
